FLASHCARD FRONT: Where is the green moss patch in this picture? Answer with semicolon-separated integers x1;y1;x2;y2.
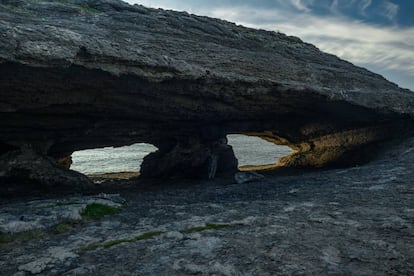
77;4;100;14
81;203;121;220
79;222;233;252
0;230;44;244
0;221;80;245
80;231;164;252
52;221;77;234
180;223;231;234
0;232;13;244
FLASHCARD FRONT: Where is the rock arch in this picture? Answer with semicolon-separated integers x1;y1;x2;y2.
227;134;292;170
0;0;413;190
70;143;158;176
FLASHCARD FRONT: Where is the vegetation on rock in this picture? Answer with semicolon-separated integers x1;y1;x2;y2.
81;203;121;220
80;231;164;252
0;230;44;244
52;221;78;234
80;222;232;252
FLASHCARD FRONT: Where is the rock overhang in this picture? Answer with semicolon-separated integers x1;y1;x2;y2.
0;0;414;190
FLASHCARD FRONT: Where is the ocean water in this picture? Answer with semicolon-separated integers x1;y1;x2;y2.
227;134;292;166
71;134;292;175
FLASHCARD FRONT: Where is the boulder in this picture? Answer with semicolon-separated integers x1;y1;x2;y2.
140;136;238;179
0;149;93;195
0;0;413;188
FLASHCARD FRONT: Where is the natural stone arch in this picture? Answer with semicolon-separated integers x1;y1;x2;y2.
246;126;401;168
227;134;292;171
0;0;413;192
70;143;158;177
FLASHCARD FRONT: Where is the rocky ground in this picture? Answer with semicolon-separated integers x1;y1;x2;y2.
2;0;414;185
1;1;413;274
1;136;413;275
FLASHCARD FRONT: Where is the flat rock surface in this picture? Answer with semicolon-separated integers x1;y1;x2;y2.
0;194;124;234
1;0;414;182
1;136;413;275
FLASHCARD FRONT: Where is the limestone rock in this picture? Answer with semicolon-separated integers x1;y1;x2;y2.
0;193;124;234
0;149;93;194
0;0;413;185
1;136;414;275
140;137;238;179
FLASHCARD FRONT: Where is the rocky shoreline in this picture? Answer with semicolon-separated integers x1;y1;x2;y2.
1;136;413;275
1;0;414;187
1;0;413;274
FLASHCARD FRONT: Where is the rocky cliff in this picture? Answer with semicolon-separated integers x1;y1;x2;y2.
0;0;413;189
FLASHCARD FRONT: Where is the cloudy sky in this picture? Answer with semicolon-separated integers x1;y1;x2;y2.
125;0;414;91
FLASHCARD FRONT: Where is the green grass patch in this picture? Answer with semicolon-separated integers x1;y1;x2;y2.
0;230;44;244
80;231;164;252
180;223;231;234
81;203;121;220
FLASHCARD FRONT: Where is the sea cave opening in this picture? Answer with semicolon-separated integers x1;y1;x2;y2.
71;143;158;178
69;135;293;180
227;134;293;170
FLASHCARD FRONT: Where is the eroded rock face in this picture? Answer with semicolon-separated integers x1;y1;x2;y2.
1;136;414;275
140;136;238;179
0;0;413;187
0;149;93;195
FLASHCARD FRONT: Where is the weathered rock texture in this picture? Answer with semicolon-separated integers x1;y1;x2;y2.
0;149;93;195
0;0;414;186
1;136;414;275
